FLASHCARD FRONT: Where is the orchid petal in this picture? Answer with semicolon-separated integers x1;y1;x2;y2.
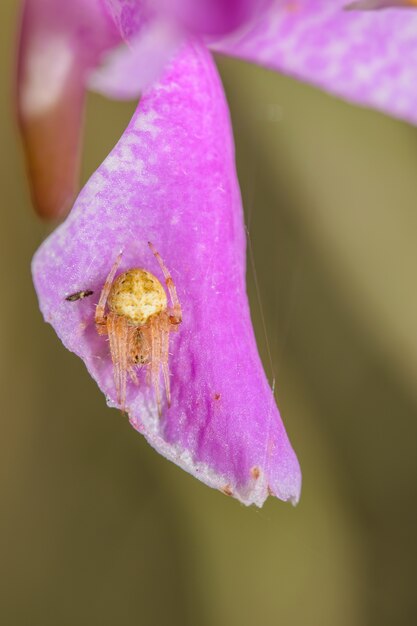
88;18;184;99
17;0;119;219
104;0;270;37
96;1;417;126
104;0;151;41
32;41;301;507
213;0;417;125
158;0;271;35
91;0;272;100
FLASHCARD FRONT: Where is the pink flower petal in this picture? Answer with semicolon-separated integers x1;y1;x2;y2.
159;0;271;35
88;18;184;99
105;0;270;37
104;0;151;40
17;0;119;219
213;0;417;125
97;1;417;125
32;41;301;507
92;1;270;99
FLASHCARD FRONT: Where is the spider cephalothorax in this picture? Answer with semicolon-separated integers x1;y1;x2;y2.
95;243;182;414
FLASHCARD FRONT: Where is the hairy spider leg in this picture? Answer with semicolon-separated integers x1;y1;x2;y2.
107;312;130;411
148;242;182;324
128;367;138;385
161;324;171;406
150;318;162;417
95;251;123;328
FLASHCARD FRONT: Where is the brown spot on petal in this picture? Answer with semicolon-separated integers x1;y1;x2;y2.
221;485;233;497
78;320;88;333
284;1;301;12
251;466;261;480
268;486;275;497
213;392;221;401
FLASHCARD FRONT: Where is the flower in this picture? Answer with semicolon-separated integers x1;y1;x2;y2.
18;0;417;506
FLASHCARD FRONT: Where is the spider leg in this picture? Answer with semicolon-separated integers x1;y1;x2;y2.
128;326;139;384
150;317;162;417
95;251;123;328
107;312;129;411
148;242;182;325
107;313;121;404
161;324;171;407
128;367;138;385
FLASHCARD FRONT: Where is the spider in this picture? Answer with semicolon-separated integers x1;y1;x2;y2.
95;242;182;415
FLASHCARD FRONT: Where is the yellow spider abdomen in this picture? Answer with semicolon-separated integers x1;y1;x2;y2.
108;269;167;325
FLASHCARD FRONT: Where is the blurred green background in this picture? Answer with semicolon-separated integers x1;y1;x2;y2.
2;2;417;625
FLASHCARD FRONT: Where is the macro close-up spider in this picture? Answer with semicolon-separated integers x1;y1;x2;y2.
95;242;182;415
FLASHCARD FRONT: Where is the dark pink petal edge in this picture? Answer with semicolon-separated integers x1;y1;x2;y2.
32;40;301;507
104;0;271;38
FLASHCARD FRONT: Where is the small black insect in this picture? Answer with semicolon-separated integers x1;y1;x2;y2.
65;289;94;302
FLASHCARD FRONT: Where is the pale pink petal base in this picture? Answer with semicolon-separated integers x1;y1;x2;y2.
17;0;119;218
213;0;417;125
33;41;301;507
89;18;184;99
